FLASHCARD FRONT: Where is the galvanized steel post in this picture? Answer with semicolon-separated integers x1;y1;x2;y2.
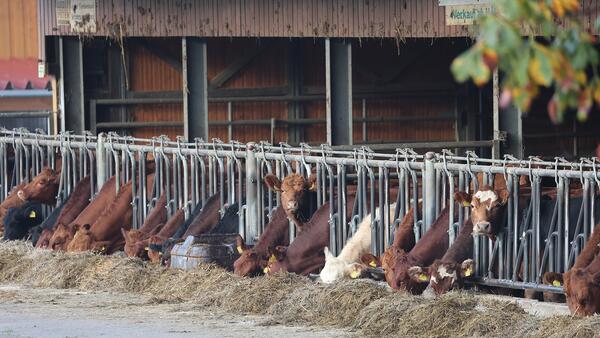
424;152;437;231
245;143;258;244
96;133;107;192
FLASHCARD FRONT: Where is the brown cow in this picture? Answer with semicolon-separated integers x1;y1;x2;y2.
36;176;92;249
543;221;600;316
263;173;317;232
122;193;168;258
0;168;60;232
361;205;419;281
234;206;290;277
146;208;186;263
265;192;357;276
67;179;136;253
382;206;452;294
408;217;475;295
49;177;117;251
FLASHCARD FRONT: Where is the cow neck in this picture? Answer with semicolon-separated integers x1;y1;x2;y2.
138;193;168;234
253;206;289;256
288;190;318;230
441;219;474;262
409;206;450;266
573;221;600;269
584;251;600;274
391;206;418;252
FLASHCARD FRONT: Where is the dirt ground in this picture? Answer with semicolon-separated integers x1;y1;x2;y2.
0;285;350;338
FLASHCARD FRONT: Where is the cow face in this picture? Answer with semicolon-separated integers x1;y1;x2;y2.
385;249;426;294
48;223;76;251
455;187;509;239
233;237;265;277
147;235;164;264
319;247;364;283
564;268;600;316
35;228;54;249
264;174;317;229
67;224;108;253
19;168;60;204
122;229;148;258
408;259;474;295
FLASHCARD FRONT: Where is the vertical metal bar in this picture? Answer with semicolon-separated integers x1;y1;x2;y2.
96;133;107;191
183;37;209;141
424;152;436;231
362;99;367;143
492;68;500;159
227;102;233;141
245;144;258;244
326;38;353;146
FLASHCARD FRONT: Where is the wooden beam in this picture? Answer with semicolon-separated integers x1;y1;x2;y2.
208;42;272;89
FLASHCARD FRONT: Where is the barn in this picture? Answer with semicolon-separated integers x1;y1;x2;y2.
2;0;583;159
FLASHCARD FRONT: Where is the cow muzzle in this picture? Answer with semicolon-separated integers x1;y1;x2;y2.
473;221;491;235
286;201;298;212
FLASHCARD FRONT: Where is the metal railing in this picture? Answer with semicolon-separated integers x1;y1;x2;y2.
1;128;599;295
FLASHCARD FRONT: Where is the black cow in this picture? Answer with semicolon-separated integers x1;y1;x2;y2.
4;202;44;240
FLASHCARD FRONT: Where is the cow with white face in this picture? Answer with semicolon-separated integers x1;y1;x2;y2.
455;186;509;239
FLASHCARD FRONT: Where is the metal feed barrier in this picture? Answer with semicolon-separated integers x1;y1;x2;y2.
1;128;599;295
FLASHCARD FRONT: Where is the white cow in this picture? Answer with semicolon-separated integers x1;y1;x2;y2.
320;203;397;283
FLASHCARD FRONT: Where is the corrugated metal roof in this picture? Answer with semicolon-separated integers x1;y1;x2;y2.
39;0;600;38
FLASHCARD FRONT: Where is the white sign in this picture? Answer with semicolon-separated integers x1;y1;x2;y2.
70;0;96;33
38;62;46;79
445;4;493;25
56;0;70;26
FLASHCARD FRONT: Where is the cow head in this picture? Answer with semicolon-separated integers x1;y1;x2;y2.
122;229;149;258
35;228;54;249
263;246;288;275
48;223;76;251
319;247;364;283
233;237;265;277
542;271;566;303
408;259;474;295
147;235;165;264
454;186;509;239
67;224;108;253
18;168;60;204
562;268;600;316
263;173;317;230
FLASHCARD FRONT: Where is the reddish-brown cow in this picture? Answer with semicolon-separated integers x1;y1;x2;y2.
408;217;475;295
67;179;135;253
263;173;317;232
122;193;168;258
234;206;290;277
0;168;60;232
36;176;92;249
265;192;356;276
544;222;600;316
361;206;418;282
49;177;117;251
382;206;451;294
146;208;186;263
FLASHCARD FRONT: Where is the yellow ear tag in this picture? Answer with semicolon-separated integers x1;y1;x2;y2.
29;211;37;218
418;274;428;282
553;280;561;287
268;254;277;264
462;201;471;207
100;246;106;252
350;270;360;279
144;247;149;251
263;267;270;274
236;246;244;254
369;260;377;268
464;268;472;277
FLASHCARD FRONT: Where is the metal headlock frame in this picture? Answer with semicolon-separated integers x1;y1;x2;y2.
2;128;600;295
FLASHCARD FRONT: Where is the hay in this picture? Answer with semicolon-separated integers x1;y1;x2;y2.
3;241;600;337
266;279;390;327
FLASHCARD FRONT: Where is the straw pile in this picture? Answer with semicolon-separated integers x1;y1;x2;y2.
1;241;600;337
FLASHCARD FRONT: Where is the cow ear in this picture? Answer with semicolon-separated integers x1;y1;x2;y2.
543;271;563;287
269;245;287;261
307;175;318;192
17;190;28;201
496;189;510;206
236;235;247;254
263;174;282;192
347;263;364;279
454;192;472;207
360;253;380;268
324;247;334;260
408;266;430;283
460;259;475;278
121;228;130;242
